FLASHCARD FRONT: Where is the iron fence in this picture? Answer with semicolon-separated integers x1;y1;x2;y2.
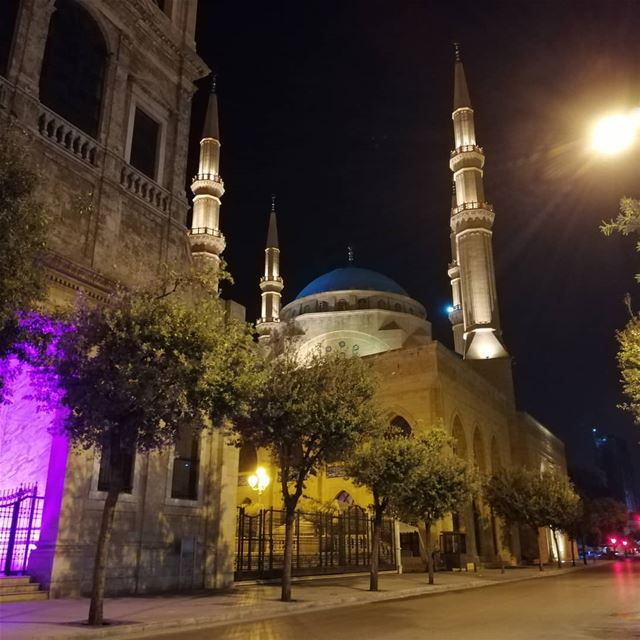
235;506;396;580
0;484;43;575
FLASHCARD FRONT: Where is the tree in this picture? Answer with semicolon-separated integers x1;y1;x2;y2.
583;497;628;547
393;429;474;585
485;467;579;571
602;197;640;424
45;276;260;625
0;130;49;379
345;428;426;591
234;349;378;602
541;469;581;569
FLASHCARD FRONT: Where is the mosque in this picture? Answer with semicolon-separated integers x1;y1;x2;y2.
0;0;568;598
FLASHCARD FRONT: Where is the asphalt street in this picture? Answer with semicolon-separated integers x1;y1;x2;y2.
143;561;640;640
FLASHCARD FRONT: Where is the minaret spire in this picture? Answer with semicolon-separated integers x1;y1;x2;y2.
189;75;225;272
448;47;508;362
257;196;284;338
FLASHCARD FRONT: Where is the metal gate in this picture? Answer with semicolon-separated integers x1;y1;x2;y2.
235;506;396;580
0;484;43;575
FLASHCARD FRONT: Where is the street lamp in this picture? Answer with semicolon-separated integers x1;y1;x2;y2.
247;465;270;496
590;109;640;155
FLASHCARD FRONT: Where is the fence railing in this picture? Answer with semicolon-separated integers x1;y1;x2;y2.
0;484;43;575
235;506;396;580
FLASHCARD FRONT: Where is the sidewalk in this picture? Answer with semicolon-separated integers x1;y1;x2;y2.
0;563;597;640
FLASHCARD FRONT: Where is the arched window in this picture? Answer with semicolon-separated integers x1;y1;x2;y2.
335;490;355;506
238;443;257;473
303;305;310;314
473;427;486;474
357;298;368;310
39;0;108;138
452;417;467;459
318;301;328;312
490;437;501;473
394;303;402;312
388;415;412;438
377;300;387;310
336;299;347;311
0;0;20;77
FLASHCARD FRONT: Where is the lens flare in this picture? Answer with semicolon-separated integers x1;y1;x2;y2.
591;112;639;155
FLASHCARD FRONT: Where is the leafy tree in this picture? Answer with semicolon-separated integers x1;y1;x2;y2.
582;497;628;547
485;467;579;571
602;197;640;424
45;276;260;625
393;429;474;585
345;428;426;591
540;469;581;569
234;349;378;602
0;130;49;378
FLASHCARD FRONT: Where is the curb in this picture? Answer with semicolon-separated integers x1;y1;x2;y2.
18;564;597;640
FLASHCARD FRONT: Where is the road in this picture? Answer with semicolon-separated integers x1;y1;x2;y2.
146;561;640;640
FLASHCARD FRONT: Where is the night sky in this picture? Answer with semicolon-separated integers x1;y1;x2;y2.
188;0;640;476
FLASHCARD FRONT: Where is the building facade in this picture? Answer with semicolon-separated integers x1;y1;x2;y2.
0;0;241;596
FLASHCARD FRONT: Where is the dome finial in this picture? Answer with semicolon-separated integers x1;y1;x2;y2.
347;243;354;264
211;74;217;94
453;42;461;62
271;193;276;212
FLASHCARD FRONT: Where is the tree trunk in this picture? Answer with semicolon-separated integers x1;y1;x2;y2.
425;519;434;585
281;506;295;602
370;509;382;592
552;529;562;569
569;537;576;567
534;527;543;571
88;487;120;626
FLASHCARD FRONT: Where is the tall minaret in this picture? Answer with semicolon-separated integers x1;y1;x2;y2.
189;77;226;270
256;196;284;337
448;44;508;361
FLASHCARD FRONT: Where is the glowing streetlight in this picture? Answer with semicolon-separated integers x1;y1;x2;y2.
590;110;640;156
247;466;270;496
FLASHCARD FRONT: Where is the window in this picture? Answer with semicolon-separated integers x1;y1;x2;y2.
336;299;347;311
388;415;412;438
0;0;20;77
98;439;135;493
39;0;107;138
357;298;368;309
238;443;257;473
394;303;402;312
129;107;161;179
318;301;328;312
171;425;200;500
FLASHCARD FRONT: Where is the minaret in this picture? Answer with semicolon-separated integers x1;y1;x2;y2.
189;76;226;270
257;196;284;337
448;44;508;361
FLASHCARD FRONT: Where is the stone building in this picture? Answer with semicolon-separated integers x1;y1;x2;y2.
246;48;571;569
0;0;571;597
0;0;240;596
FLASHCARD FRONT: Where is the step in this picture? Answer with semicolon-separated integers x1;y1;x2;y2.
0;576;32;587
0;583;41;594
0;590;49;603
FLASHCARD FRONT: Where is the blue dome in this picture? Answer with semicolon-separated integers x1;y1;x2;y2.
296;267;408;299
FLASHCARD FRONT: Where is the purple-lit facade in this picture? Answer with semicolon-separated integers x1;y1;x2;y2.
0;0;241;596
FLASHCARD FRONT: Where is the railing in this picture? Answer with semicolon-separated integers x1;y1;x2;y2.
37;107;100;168
192;172;224;184
452;201;494;215
189;227;223;237
120;165;170;213
450;144;484;157
0;484;43;575
235;506;396;580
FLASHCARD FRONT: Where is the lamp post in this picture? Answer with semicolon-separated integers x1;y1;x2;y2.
247;466;270;509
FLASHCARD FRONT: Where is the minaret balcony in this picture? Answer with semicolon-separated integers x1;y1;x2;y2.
191;173;225;196
450;144;483;157
259;276;284;293
452;201;493;215
189;227;226;255
450;146;485;171
448;306;463;326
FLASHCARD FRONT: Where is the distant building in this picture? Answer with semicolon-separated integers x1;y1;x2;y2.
593;429;638;511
